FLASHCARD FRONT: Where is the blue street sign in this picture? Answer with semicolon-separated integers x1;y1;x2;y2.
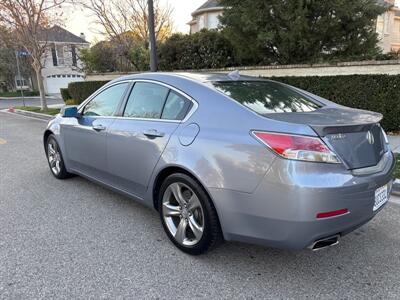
17;50;30;57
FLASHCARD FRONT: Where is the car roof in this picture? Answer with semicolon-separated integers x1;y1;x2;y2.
115;72;265;84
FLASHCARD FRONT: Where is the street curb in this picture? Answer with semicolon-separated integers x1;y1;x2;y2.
393;179;400;196
0;96;60;101
12;109;55;121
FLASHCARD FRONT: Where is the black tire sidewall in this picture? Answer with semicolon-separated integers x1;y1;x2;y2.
158;173;220;255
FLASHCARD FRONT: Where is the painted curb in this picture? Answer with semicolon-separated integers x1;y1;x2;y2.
13;109;55;121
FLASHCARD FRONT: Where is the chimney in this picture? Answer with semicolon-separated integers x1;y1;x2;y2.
79;33;86;41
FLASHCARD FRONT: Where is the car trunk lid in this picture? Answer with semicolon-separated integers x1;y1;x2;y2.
264;107;387;169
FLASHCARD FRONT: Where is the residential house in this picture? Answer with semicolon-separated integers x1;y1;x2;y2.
188;0;400;54
187;0;224;34
376;0;400;53
39;25;90;94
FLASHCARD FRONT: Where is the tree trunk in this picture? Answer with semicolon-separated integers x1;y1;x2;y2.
35;67;47;110
148;0;158;72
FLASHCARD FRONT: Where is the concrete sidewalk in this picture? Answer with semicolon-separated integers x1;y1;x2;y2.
388;135;400;153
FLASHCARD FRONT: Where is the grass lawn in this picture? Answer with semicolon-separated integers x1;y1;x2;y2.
15;106;60;116
395;153;400;179
0;91;39;97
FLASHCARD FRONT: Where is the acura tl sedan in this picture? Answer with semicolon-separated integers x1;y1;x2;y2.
44;72;395;255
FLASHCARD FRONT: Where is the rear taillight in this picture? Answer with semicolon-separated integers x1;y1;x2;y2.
252;131;340;164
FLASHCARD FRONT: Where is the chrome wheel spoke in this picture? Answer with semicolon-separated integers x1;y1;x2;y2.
175;218;188;244
48;144;56;155
50;158;56;168
187;194;201;211
162;203;181;217
55;160;61;173
170;183;186;206
188;215;203;240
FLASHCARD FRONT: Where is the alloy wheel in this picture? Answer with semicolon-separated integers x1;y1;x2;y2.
47;139;62;175
162;182;205;246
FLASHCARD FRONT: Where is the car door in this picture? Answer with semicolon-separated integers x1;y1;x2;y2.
107;81;194;198
62;82;130;181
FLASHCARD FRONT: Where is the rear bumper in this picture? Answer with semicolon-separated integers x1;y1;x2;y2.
209;151;396;250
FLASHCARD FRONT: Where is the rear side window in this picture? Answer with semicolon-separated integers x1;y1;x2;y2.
161;91;192;120
212;81;321;114
124;82;169;119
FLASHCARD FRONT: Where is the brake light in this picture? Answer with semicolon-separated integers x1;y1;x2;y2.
252;131;340;164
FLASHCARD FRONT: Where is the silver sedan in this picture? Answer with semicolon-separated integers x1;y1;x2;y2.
44;72;396;255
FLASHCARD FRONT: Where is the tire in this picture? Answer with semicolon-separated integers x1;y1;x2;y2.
158;173;222;255
45;134;72;179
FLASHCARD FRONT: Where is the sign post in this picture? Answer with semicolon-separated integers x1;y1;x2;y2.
15;50;25;107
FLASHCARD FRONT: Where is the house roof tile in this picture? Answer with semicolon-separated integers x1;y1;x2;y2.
39;25;89;44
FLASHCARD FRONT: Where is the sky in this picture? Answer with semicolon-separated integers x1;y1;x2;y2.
65;0;206;44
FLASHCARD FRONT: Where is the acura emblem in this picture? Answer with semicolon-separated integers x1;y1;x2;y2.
366;131;375;145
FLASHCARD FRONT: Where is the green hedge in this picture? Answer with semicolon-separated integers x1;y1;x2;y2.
269;75;400;132
67;81;109;104
60;88;71;102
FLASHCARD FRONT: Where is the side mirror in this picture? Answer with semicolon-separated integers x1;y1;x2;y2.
61;106;80;118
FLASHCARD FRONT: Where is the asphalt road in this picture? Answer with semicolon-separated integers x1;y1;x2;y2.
0;97;64;109
1;112;400;299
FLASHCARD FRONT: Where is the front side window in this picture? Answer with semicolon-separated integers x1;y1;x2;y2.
83;83;129;117
161;91;192;120
123;82;170;119
212;81;321;114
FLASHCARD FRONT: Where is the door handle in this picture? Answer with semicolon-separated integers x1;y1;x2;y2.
143;129;165;138
92;124;106;132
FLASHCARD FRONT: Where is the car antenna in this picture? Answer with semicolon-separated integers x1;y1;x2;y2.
228;70;240;80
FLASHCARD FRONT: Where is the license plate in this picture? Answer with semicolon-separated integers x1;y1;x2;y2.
374;184;388;211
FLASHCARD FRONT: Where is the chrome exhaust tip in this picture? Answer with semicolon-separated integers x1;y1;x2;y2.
308;234;340;251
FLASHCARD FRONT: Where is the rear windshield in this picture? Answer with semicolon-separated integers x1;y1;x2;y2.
212;81;322;114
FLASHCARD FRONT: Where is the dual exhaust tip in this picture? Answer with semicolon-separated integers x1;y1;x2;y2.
308;234;340;251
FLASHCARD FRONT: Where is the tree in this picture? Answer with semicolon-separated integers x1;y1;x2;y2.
80;41;118;73
80;39;150;73
0;0;69;110
158;30;235;71
219;0;387;65
80;0;173;69
148;0;157;71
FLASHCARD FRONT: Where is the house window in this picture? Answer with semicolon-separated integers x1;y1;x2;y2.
71;45;77;67
51;46;57;66
56;45;65;65
384;12;390;35
16;79;28;87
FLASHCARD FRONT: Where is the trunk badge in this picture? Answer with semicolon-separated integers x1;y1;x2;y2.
366;131;375;144
330;133;346;140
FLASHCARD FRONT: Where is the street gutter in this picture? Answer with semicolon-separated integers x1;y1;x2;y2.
0;96;60;100
4;109;55;121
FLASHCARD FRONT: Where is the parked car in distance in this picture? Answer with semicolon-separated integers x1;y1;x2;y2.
44;72;395;255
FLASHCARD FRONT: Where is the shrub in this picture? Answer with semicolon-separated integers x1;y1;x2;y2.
64;99;76;105
269;74;400;132
158;30;235;70
67;81;109;104
60;88;71;102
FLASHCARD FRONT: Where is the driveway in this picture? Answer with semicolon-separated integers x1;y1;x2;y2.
0;97;64;109
1;112;400;299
